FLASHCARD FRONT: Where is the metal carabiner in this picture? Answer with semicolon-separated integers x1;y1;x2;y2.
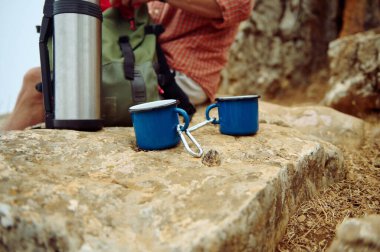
177;124;203;158
188;118;216;132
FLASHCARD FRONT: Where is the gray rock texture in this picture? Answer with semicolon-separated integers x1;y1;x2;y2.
259;102;366;149
221;0;341;97
364;0;380;31
323;29;380;118
0;103;347;252
328;215;380;252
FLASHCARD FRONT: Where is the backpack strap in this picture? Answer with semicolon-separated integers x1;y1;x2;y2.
118;36;147;103
39;0;55;129
145;25;196;117
118;36;135;80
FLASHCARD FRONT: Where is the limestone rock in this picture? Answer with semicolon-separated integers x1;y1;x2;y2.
328;215;380;252
0;109;345;251
221;0;340;97
323;29;380;118
259;101;366;149
221;1;380;103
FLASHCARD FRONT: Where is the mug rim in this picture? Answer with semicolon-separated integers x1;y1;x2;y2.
129;99;178;113
215;95;260;102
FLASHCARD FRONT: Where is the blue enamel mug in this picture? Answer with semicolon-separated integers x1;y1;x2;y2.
205;95;260;136
129;99;190;150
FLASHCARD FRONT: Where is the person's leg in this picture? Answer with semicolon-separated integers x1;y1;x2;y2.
174;71;208;106
3;67;44;131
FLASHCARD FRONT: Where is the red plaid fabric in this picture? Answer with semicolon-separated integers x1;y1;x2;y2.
148;0;254;100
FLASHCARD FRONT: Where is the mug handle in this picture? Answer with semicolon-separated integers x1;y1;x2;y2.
205;103;219;124
175;108;190;132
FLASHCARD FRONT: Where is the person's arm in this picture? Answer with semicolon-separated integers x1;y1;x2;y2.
118;0;254;26
127;0;223;19
162;0;222;19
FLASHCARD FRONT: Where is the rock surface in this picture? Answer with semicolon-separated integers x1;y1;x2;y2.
0;104;346;252
221;0;341;97
259;102;366;148
328;215;380;252
221;1;380;105
323;29;380;118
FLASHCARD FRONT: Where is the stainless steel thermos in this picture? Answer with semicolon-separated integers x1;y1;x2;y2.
39;0;103;131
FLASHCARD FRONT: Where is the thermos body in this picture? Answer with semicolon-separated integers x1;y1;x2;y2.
54;0;101;121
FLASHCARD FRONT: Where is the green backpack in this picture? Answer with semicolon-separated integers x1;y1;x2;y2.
101;5;196;126
101;6;160;126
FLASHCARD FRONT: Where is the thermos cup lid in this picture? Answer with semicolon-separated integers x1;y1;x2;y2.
129;99;178;112
215;95;261;102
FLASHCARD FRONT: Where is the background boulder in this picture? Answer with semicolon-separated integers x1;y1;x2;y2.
323;29;380;118
328;215;380;252
221;0;380;120
221;0;341;98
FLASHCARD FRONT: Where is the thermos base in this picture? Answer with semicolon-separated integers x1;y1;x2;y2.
54;119;103;131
